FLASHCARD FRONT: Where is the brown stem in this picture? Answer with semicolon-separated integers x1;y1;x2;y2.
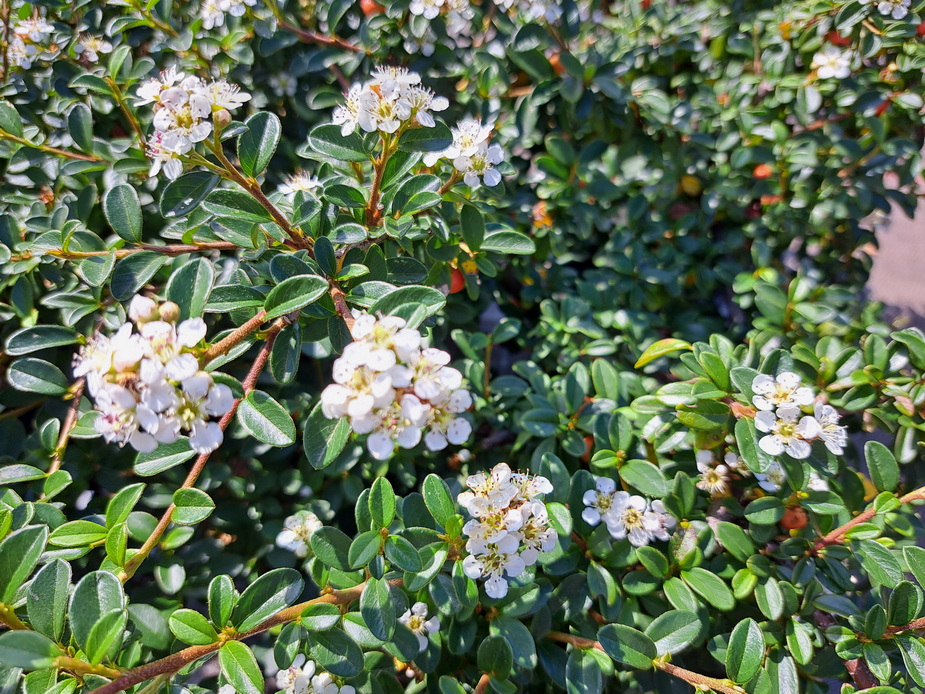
814;484;925;550
104;77;146;149
42;377;85;495
438;171;460;195
119;321;282;581
884;616;925;638
89;582;377;694
42;242;239;261
473;673;491;694
654;662;747;694
276;19;365;53
0;130;103;161
206;140;308;250
365;152;388;228
56;657;123;680
329;283;355;332
201;310;267;363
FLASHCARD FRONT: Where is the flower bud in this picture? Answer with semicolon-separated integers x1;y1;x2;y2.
158;301;180;324
213;108;232;130
128;295;158;324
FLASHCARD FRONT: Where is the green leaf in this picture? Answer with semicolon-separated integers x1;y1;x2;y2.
7;358;69;396
203;189;273;223
460;205;485;251
134;439;195;476
490;616;537;669
5;326;79;356
48;520;107;547
172;488;215;525
232;568;304;632
69;571;125;653
0;464;46;485
303;401;352;469
422;474;456;527
645;610;702;656
369;477;396;529
68;103;93;152
237;391;296;446
0;631;64;670
0;101;24;138
398;122;453;152
111;252;168;301
714;521;755;563
726;618;764;683
264;274;329;320
160;172;220;218
165;258;214;321
0;525;48;604
309;628;364;677
618;460;668;497
302;603;341;630
479;230;535;255
905;546;925;588
103;184;142;243
634;339;693;368
209;575;238;628
85;608;127;665
105;483;146;527
385;535;423;572
370;285;446;325
219;640;264;694
855;539;902;588
565;649;603;694
310;526;353;571
238;112;281;177
676;399;729;431
169;608;219;645
360;577;395;641
348;530;382;569
744;497;785;525
681;568;735;611
26;559;71;641
866;440;899;493
897;635;925;688
597;624;656;669
307;124;370;162
478;634;514;677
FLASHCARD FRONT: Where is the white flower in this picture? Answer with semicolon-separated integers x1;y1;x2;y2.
724;450;751;477
146;131;185;180
201;0;226;29
807;472;830;492
455;142;504;187
136;67;185;105
647;500;676;541
755;460;787;493
279;172;322;200
581;476;616;526
751;372;814;411
812;47;852;80
409;0;444;19
875;0;910;19
755;406;821;459
199;79;252;111
461;534;523;599
270;73;298;97
695;450;730;496
13;18;53;43
276;511;323;557
605;492;655;547
399;602;440;651
74;35;113;63
814;403;847;455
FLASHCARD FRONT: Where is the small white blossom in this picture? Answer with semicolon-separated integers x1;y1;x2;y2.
755;406;821;459
279;172;322;200
581;476;616;526
875;0;910;19
812;47;852;80
695;450;730;496
410;0;444;18
751;372;814;411
270;73;298;97
755;460;787;493
275;659;356;694
455;142;504;187
399;602;440;651
814;403;847;455
604;492;654;547
74;35;113;63
276;511;323;557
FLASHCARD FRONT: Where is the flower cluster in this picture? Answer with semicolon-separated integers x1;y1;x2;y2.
276;660;355;694
752;372;847;459
275;511;323;557
582;477;676;548
332;66;449;136
812;47;852;80
137;68;251;179
424;118;505;188
74;296;233;455
320;311;472;460
11;18;55;70
873;0;910;19
399;602;440;652
458;463;557;599
201;0;257;30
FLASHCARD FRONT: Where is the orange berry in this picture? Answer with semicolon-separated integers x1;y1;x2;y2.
449;268;466;294
780;507;808;531
753;163;773;179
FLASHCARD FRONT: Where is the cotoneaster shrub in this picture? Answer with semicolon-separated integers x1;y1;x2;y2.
2;1;925;694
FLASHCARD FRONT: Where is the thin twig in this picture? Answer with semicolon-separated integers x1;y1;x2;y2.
201;310;268;363
328;283;355;331
41;377;85;496
0;130;103;161
814;484;925;550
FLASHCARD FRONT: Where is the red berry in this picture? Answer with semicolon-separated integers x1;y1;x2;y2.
780;507;808;531
450;268;466;294
360;0;385;16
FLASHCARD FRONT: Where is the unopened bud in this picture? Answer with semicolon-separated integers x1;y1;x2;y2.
213;108;232;130
128;295;158;324
158;301;180;324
